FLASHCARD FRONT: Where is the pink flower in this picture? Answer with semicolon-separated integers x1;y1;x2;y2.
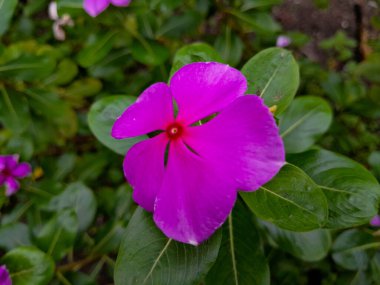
276;35;291;48
0;155;31;196
83;0;131;17
370;215;380;227
112;62;285;245
0;265;12;285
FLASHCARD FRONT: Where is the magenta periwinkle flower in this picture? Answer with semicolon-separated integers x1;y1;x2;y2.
276;35;291;48
83;0;131;17
370;215;380;227
0;155;31;196
112;62;285;245
0;265;12;285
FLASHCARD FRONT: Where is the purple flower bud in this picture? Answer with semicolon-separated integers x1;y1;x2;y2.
370;215;380;227
0;155;32;196
276;35;291;48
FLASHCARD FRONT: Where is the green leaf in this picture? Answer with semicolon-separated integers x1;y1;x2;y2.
332;229;379;271
131;39;169;66
33;209;78;260
157;11;202;38
0;0;18;37
288;149;380;229
205;201;270;285
0;87;30;134
44;58;78;86
1;246;55;285
214;27;244;66
228;10;281;34
260;221;331;262
88;95;147;155
77;32;117;68
0;223;32;251
0;54;56;82
170;42;222;77
241;47;300;115
114;207;221;285
279;96;333;153
241;163;328;231
46;182;96;232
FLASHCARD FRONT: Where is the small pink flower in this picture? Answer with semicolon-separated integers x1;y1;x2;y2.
0;265;12;285
83;0;131;17
112;62;285;245
0;155;31;196
370;215;380;227
276;35;291;48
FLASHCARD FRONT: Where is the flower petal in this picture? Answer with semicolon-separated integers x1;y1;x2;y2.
83;0;110;17
170;62;247;124
5;177;20;196
110;0;131;6
370;215;380;227
124;134;168;212
184;95;285;191
112;83;173;139
0;265;12;285
154;140;237;245
11;162;32;178
0;155;19;170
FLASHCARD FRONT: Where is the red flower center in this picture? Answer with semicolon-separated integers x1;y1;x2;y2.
166;122;183;140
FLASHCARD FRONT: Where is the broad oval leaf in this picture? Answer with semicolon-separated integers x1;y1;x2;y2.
88;95;147;155
205;200;270;285
288;149;380;229
241;47;300;115
0;223;32;251
170;42;222;78
241;163;328;231
260;221;331;262
33;209;78;261
46;182;96;232
114;207;221;285
332;229;379;271
1;246;55;285
279;96;333;153
0;0;18;37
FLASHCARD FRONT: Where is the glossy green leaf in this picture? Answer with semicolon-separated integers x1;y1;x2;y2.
241;163;328;231
205;201;270;285
170;42;222;77
46;182;96;232
332;229;378;271
0;0;18;37
77;32;117;68
114;207;221;285
33;209;78;260
0;223;32;251
241;47;300;115
279;96;333;153
288;149;380;229
260;221;331;262
1;246;55;285
88;95;147;155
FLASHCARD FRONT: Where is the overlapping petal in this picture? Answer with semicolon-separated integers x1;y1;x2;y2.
110;0;131;6
154;141;237;245
184;95;285;191
170;62;247;124
83;0;110;17
5;177;20;196
112;83;174;139
123;134;168;212
11;162;32;178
